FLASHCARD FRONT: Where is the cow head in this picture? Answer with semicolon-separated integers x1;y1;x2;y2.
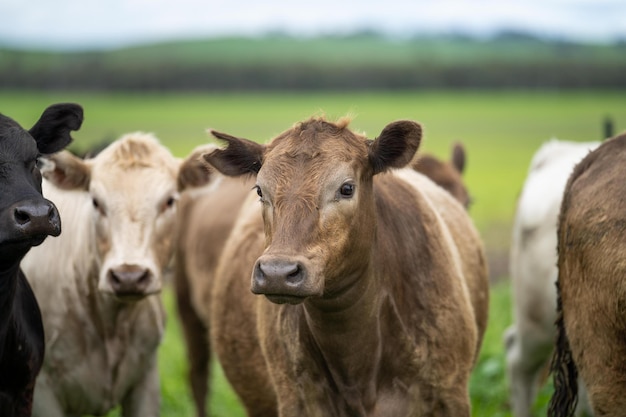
42;134;213;300
205;117;421;305
412;142;471;208
0;103;83;263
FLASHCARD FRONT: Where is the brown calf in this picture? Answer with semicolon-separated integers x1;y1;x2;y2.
174;137;472;416
413;142;470;208
201;116;488;416
550;132;626;417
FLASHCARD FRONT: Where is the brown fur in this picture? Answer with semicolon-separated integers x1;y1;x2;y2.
174;174;255;417
174;127;475;417
413;142;470;208
197;116;488;417
550;132;626;417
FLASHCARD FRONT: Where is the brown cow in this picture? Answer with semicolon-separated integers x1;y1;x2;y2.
174;139;472;416
413;142;470;208
174;173;254;417
549;132;626;417
200;116;489;416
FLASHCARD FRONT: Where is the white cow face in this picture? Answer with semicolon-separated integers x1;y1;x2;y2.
43;133;214;300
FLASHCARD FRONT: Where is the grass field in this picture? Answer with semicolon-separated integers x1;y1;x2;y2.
2;90;626;416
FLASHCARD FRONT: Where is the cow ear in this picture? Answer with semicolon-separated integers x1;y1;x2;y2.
178;144;218;191
42;150;91;190
368;120;422;175
204;130;264;177
451;142;466;174
29;103;84;155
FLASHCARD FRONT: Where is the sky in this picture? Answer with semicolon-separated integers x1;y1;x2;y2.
1;0;625;50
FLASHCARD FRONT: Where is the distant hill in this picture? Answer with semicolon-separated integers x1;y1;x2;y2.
1;33;625;90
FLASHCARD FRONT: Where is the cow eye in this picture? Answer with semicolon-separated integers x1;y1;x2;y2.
161;195;177;212
92;198;106;216
27;157;39;174
339;182;355;198
254;185;263;199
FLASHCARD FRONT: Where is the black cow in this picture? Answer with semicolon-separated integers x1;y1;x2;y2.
0;103;83;417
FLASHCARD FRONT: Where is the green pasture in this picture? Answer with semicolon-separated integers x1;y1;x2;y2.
2;90;626;416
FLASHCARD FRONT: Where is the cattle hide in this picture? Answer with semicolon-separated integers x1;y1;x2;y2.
0;103;82;417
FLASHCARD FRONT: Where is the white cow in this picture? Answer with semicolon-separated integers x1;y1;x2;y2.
21;133;213;417
504;139;600;417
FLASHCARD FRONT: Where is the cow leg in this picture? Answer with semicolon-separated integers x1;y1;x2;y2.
174;258;210;417
505;322;554;417
561;268;626;417
574;379;592;417
121;355;160;417
32;373;64;417
177;296;210;417
569;325;626;417
580;367;626;415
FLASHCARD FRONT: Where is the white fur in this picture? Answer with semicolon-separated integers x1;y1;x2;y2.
20;134;197;417
505;139;599;417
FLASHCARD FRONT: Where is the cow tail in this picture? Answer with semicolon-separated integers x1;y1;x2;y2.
548;279;578;417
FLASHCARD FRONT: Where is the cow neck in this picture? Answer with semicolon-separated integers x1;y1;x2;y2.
301;258;383;406
0;262;20;327
85;270;135;338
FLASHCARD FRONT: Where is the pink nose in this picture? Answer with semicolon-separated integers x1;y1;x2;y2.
107;264;152;296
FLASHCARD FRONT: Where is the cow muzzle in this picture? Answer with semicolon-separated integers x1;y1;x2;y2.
252;255;322;304
1;199;61;245
107;264;156;299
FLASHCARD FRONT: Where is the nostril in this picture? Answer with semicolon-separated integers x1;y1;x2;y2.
285;264;303;284
110;271;121;285
137;270;150;284
14;208;30;225
46;204;56;219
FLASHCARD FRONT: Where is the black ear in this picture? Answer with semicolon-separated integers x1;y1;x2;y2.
451;142;466;174
29;103;84;154
204;130;265;177
368;120;422;175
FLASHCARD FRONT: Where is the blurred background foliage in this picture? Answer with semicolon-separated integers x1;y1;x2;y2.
2;31;625;91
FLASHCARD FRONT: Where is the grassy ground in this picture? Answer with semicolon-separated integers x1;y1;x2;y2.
3;90;625;416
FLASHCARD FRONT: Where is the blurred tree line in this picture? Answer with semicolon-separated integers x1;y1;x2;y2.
1;32;625;90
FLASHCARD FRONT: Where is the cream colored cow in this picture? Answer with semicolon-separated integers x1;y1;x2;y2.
505;139;599;417
21;133;214;417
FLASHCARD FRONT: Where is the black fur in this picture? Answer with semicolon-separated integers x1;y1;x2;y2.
0;103;82;416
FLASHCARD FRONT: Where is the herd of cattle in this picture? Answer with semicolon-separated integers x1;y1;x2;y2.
0;102;622;417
